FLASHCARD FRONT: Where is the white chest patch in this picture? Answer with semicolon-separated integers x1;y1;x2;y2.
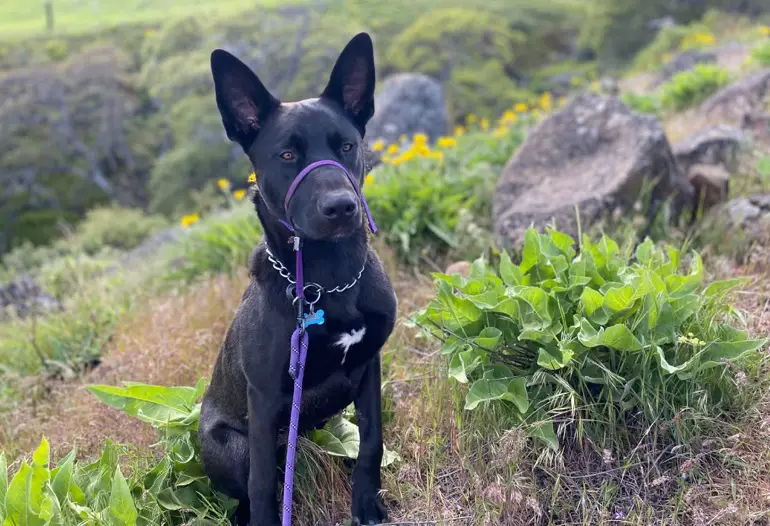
334;326;367;365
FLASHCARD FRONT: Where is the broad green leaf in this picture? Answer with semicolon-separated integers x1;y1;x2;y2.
579;287;604;316
448;349;481;384
87;383;201;430
465;367;528;413
529;417;559;451
499;250;522;286
4;462;46;526
108;467;137;526
635;237;655;265
470;257;487;279
666;253;702;298
509;286;552;329
310;415;360;459
603;285;635;313
704;278;745;297
475;328;502;350
520;229;543;274
696;339;767;372
537;346;574;370
655;346;697;376
670;294;699;325
51;451;75;504
546;227;576;259
578;319;642;352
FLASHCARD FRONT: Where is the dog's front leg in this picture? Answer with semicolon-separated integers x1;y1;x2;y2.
247;384;281;526
351;355;387;525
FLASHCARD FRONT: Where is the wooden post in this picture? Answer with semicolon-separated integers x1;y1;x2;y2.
44;1;54;32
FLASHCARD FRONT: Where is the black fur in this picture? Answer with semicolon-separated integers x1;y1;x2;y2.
200;33;396;526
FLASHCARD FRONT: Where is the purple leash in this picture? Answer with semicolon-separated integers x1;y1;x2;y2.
280;160;377;526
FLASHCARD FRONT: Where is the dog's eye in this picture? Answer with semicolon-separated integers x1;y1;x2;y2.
280;151;295;161
341;143;354;153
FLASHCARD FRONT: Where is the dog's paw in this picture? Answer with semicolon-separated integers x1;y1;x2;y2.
351;491;387;525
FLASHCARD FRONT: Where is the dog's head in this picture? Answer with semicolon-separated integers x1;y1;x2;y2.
210;33;375;240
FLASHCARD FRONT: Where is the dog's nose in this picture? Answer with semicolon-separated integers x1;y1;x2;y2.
319;194;358;220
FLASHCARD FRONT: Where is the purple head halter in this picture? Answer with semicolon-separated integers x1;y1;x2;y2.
280;159;376;526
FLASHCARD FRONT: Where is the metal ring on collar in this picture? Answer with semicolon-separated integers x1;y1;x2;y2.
287;283;323;305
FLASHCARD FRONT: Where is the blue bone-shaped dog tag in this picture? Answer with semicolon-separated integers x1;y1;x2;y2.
302;309;325;329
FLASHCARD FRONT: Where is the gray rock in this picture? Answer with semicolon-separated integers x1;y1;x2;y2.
493;94;691;246
366;73;450;148
700;68;770;126
0;275;60;320
673;124;745;173
655;49;716;87
687;164;730;214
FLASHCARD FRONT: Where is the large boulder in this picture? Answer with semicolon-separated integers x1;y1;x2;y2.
673;124;745;173
700;68;770;129
366;73;450;147
493;94;692;246
703;194;770;266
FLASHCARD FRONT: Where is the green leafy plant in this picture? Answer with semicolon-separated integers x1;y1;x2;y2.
364;125;526;264
750;40;770;66
621;92;663;117
165;205;262;284
416;227;767;450
0;380;398;526
72;206;169;255
660;64;729;111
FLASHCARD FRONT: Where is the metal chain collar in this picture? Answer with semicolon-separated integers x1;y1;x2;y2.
265;245;366;295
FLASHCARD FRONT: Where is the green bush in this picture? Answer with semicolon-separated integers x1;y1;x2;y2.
365;122;528;264
165;204;263;284
631;22;715;72
660;64;729;111
416;228;767;450
72;206;169;255
385;8;526;120
750;40;770;66
621;92;663;117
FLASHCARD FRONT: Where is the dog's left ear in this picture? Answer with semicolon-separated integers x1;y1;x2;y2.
321;32;376;136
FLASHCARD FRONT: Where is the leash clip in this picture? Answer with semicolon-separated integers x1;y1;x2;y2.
289;236;301;252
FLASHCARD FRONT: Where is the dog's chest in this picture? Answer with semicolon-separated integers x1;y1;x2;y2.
301;317;371;389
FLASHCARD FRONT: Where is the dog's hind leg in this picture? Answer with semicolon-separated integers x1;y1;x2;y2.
199;404;250;523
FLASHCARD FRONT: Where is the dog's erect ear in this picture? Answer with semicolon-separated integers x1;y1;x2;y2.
321;33;376;135
210;49;279;150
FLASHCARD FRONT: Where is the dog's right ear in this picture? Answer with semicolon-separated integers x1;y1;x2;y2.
210;49;279;150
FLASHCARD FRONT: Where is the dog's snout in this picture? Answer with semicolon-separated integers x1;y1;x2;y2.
319;193;358;220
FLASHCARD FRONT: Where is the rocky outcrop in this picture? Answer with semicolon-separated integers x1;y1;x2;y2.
700;68;770;130
673;124;745;173
655;50;716;87
365;73;450;148
493;94;692;246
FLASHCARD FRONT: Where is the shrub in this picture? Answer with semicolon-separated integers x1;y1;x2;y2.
385;8;526;120
660;64;729;111
632;22;715;72
72;205;169;254
364;120;528;264
750;40;770;66
416;228;767;450
621;92;663;117
165;204;262;284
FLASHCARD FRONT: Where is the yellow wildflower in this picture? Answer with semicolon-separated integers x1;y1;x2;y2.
365;174;374;185
501;110;516;123
429;151;444;163
466;114;478;124
539;92;553;111
480;118;490;131
413;133;428;145
371;139;385;152
760;26;770;37
514;103;528;113
590;80;601;90
217;178;230;190
454;125;466;136
397;150;416;164
437;136;457;149
493;127;508;138
386;143;400;156
233;189;247;201
180;213;200;228
247;172;257;184
412;143;430;157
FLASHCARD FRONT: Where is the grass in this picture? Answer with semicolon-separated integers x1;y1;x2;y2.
0;0;279;39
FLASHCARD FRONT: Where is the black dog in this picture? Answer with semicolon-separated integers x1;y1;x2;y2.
199;33;397;526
